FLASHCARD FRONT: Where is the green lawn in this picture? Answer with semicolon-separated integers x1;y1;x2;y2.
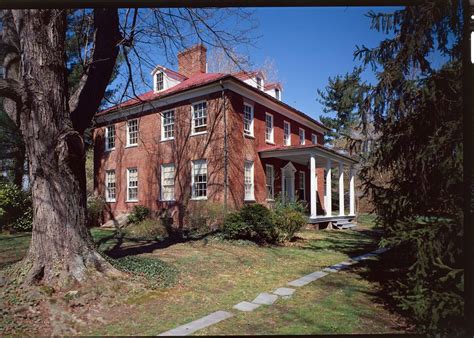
0;214;408;335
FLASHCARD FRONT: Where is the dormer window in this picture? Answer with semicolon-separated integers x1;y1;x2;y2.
256;77;262;90
156;72;164;91
275;88;280;100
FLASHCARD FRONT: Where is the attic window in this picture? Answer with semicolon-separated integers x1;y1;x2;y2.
156;72;164;91
256;77;262;90
275;88;280;100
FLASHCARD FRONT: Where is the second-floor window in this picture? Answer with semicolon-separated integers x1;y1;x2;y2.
127;168;138;201
105;125;115;151
243;103;254;136
299;128;305;145
266;164;274;200
244;160;254;200
284;121;291;146
162;110;175;140
156;72;164;91
161;164;175;201
192;159;207;199
312;133;317;144
265;113;274;143
192;101;207;134
105;170;116;202
127;119;138;146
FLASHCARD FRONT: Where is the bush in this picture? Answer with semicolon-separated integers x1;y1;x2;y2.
272;197;307;242
124;218;169;240
0;183;32;232
127;205;150;224
186;201;226;235
87;195;105;228
222;203;277;244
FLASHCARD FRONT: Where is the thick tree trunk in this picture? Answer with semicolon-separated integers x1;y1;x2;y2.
11;9;118;285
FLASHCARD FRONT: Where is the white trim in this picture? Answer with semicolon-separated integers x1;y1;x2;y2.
105;169;116;202
349;164;355;216
244;160;255;201
281;162;296;203
299;171;306;201
243;102;254;137
311;133;317;145
104;125;116;151
325;159;332;216
265;112;274;143
283;120;291;146
265;164;275;201
126;167;138;202
310;155;317;219
299;128;306;145
191;100;208;136
338;162;345;216
160;163;175;201
161;109;175;141
259;146;357;165
191;159;208;200
126;118;139;147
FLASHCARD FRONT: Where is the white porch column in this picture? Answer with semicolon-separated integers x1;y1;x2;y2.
310;154;317;219
325;159;332;216
338;162;345;216
349;164;355;216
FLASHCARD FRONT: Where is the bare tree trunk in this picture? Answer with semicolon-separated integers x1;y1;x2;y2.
6;9;119;285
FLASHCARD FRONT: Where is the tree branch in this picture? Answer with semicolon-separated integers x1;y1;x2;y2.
0;78;22;104
69;8;122;134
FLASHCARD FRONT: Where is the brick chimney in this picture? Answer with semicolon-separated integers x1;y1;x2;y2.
177;44;207;78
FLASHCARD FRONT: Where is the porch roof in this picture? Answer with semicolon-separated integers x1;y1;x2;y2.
258;144;358;167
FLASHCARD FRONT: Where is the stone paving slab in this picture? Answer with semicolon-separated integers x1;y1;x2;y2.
287;271;328;287
272;287;296;297
252;292;279;305
158;311;234;336
233;301;261;312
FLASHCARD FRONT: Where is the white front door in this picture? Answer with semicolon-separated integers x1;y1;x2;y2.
282;162;297;202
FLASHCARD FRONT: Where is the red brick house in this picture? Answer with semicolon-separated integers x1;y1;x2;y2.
93;44;357;228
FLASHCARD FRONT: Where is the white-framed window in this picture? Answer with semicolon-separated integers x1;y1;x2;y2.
105;125;115;151
156;72;164;91
243;103;254;136
0;66;5;79
299;128;305;145
244;160;254;201
283;121;291;146
299;171;305;200
105;170;116;202
126;119;139;146
275;88;280;100
161;163;175;201
127;168;138;202
191;159;207;199
256;77;262;90
265;113;274;143
265;164;274;200
312;133;318;144
192;101;207;135
161;110;175;140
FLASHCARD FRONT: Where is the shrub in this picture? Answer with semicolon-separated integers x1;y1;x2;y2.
272;197;307;242
186;201;226;235
87;195;105;228
0;183;32;232
127;205;150;224
124;218;169;240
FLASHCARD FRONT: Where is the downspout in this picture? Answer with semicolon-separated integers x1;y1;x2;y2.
220;80;228;213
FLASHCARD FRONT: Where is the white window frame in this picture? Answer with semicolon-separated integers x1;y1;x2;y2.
312;133;318;145
155;72;164;91
265;113;274;144
191;100;207;135
161;110;175;141
160;163;175;201
299;171;306;201
299;128;305;145
191;159;208;200
105;125;115;151
283;121;291;146
105;170;116;202
265;164;275;201
244;160;255;201
275;88;280;100
126;119;139;147
243;102;254;137
256;77;263;90
126;168;138;202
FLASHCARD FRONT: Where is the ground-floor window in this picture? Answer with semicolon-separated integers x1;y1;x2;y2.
244;160;254;200
105;170;116;202
265;164;274;200
299;171;305;201
192;159;207;199
161;163;175;201
127;168;138;201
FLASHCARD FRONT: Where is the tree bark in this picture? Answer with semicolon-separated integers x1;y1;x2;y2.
3;9;121;286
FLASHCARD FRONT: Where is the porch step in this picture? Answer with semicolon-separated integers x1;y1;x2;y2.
340;223;357;229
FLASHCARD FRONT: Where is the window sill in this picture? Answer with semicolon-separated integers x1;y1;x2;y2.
284;143;291;147
191;131;207;137
244;198;256;202
266;198;275;202
265;140;275;145
191;197;208;201
244;133;255;139
104;148;115;152
125;144;138;149
160;138;175;143
106;199;116;203
159;199;176;202
125;199;139;203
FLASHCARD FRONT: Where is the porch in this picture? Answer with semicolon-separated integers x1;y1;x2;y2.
259;144;358;225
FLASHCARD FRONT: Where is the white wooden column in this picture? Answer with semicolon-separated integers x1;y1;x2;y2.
349;164;355;216
325;159;332;216
310;154;317;219
338;162;345;216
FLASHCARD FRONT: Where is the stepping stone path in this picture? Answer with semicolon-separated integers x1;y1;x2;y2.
158;247;390;336
233;301;261;312
158;311;233;336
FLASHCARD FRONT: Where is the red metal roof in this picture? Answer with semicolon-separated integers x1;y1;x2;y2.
264;82;282;91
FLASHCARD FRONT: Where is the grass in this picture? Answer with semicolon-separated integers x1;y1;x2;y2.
0;213;408;335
